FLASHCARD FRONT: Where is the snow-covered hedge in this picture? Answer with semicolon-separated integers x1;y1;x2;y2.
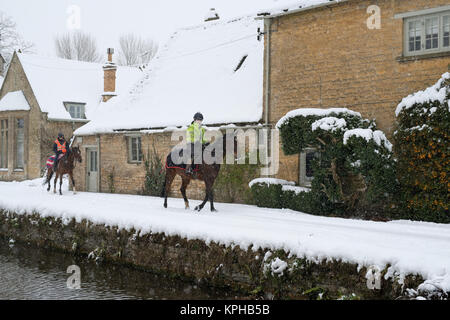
249;178;295;209
276;108;397;216
394;73;450;223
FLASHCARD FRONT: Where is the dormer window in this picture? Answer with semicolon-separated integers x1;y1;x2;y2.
64;102;86;119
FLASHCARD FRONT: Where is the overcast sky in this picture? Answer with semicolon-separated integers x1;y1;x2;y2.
0;0;293;58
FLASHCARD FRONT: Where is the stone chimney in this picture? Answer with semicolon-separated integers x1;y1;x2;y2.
102;48;117;102
204;8;220;22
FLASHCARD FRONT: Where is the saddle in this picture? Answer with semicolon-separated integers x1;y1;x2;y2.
165;145;204;171
46;154;65;169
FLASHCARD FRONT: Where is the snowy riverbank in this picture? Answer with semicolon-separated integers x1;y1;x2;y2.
0;178;449;298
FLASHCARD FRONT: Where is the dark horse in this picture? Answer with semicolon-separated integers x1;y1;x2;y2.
162;132;238;212
43;146;82;195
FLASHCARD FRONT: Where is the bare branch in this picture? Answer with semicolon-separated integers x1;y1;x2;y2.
0;11;34;62
117;33;158;66
54;31;102;62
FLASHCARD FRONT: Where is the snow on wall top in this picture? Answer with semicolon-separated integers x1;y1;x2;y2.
17;53;141;120
0;90;30;111
276;108;361;129
257;0;344;17
75;15;264;135
395;72;450;117
0;75;4;89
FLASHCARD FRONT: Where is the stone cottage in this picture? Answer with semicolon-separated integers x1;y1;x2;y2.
73;14;264;199
0;51;141;181
257;0;450;185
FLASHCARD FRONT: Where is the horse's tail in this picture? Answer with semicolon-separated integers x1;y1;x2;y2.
43;168;53;186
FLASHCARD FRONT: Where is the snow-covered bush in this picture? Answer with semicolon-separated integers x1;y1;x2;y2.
249;178;294;209
276;108;397;216
394;73;450;223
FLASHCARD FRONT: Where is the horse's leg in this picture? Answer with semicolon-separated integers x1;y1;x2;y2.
70;172;76;195
47;169;53;192
180;176;191;209
59;174;63;195
53;172;58;193
195;180;213;212
163;169;176;208
194;193;209;212
209;187;217;212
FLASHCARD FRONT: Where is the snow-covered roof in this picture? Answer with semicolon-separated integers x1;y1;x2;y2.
0;90;30;112
16;53;142;120
257;0;347;18
75;15;264;135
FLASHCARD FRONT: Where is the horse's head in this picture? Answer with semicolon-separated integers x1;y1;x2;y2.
72;146;82;163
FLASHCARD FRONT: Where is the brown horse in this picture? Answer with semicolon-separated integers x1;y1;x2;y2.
44;146;82;195
162;132;237;212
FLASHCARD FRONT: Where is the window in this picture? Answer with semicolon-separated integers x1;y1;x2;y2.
0;119;8;169
15;118;24;169
299;148;319;187
444;15;450;47
128;136;142;163
404;10;450;56
64;102;86;119
89;150;98;172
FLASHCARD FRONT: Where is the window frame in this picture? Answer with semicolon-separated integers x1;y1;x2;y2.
64;102;86;120
15;118;25;170
403;10;450;57
127;135;142;164
0;119;8;169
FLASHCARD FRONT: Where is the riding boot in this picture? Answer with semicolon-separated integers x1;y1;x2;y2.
185;164;193;175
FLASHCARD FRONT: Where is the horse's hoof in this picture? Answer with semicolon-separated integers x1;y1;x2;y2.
164;204;167;208
194;206;201;212
211;209;218;213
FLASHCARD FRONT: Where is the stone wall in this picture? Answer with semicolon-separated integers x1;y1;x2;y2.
0;209;425;299
266;0;450;182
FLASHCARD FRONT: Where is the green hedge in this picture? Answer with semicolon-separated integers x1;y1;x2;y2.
276;109;396;216
394;73;450;223
250;183;284;209
250;182;324;215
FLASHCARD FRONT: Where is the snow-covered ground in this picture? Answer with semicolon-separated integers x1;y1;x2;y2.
0;178;449;295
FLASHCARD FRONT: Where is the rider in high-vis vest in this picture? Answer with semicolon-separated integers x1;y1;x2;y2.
185;112;207;175
53;133;68;169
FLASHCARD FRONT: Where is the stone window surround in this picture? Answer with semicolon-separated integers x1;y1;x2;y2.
299;148;319;187
125;134;143;164
0;113;28;174
0;118;8;169
396;6;450;58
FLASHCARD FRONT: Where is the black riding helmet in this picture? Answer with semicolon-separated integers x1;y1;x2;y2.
193;112;203;121
58;133;64;139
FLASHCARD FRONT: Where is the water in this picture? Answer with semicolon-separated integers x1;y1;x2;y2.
0;239;240;300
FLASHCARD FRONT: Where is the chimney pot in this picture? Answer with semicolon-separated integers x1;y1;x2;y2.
107;48;114;62
204;8;220;22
